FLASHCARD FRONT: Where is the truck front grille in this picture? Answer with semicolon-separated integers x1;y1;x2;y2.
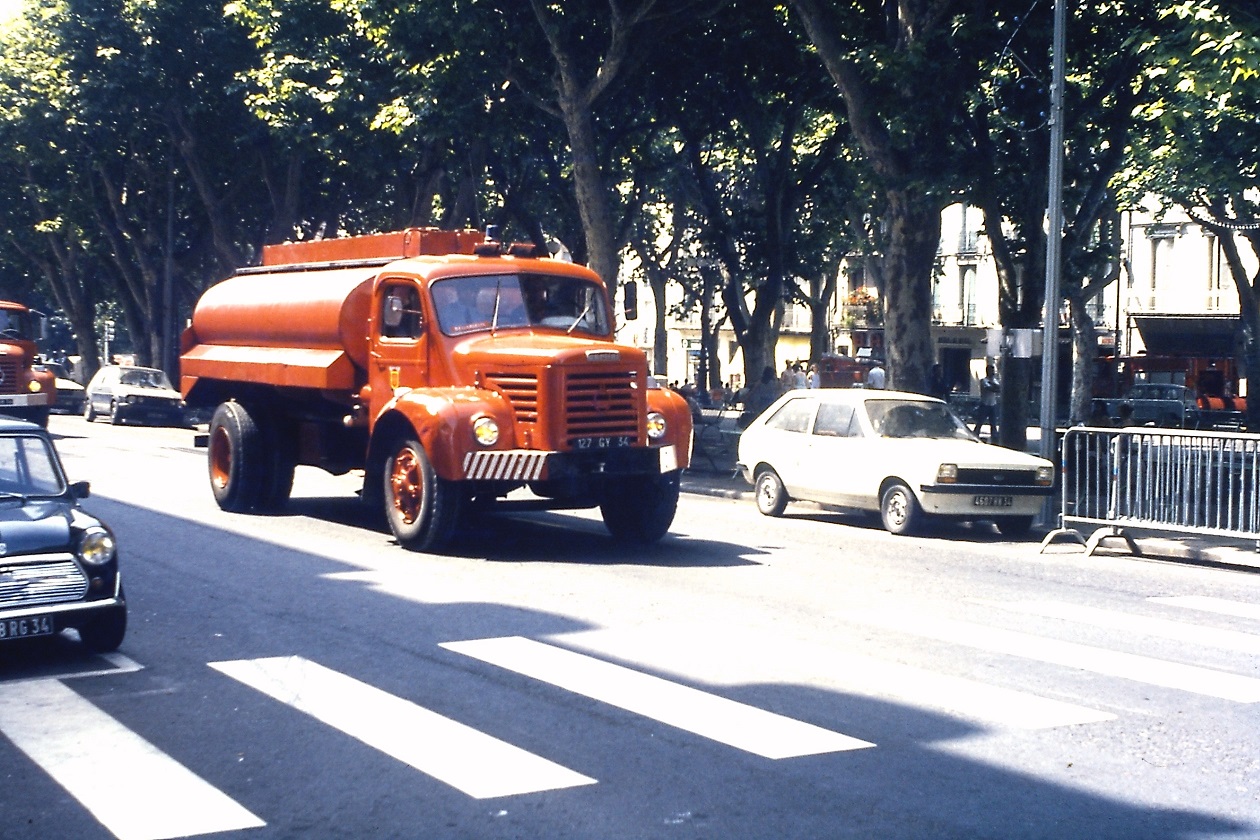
563;370;640;446
485;373;539;424
485;368;644;450
0;359;20;395
0;558;89;607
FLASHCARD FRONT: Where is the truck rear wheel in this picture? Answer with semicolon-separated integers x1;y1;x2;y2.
599;470;680;544
208;402;292;512
383;437;461;552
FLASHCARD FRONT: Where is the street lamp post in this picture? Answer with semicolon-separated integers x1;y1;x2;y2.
1038;0;1067;526
1039;0;1066;463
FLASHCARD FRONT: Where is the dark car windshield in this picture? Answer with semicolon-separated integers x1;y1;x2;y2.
866;399;976;440
120;368;173;389
0;434;65;496
432;274;611;337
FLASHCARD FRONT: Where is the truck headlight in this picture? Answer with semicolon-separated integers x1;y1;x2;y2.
27;380;42;393
646;411;667;440
472;416;500;447
78;528;116;566
1036;465;1054;486
936;463;958;483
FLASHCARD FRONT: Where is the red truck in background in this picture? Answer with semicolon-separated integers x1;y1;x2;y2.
0;301;54;427
179;227;693;552
1093;353;1245;428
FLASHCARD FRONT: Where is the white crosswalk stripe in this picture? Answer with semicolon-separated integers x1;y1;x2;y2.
550;627;1115;730
441;636;875;758
1150;594;1260;622
209;655;597;798
0;678;265;840
844;609;1260;702
976;599;1260;654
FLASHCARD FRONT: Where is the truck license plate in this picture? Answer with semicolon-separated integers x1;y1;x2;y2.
573;435;633;450
973;495;1014;508
0;615;54;641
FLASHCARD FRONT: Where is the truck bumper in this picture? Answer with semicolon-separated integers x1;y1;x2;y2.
463;444;679;482
0;393;51;410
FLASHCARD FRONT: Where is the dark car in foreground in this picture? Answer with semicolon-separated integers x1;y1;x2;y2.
0;418;125;652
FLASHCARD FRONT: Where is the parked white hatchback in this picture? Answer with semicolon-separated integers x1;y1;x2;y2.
736;389;1055;536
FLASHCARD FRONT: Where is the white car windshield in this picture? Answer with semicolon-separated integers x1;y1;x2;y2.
432;274;611;337
866;399;976;440
0;435;65;497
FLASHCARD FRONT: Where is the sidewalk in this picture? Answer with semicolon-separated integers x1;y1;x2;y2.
679;458;1260;572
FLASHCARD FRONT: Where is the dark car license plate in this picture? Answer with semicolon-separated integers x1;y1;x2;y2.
973;495;1014;508
0;615;54;641
574;435;633;450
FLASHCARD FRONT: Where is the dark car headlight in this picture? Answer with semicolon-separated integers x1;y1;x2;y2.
79;527;117;566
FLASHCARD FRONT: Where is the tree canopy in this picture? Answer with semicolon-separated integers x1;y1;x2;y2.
0;0;1255;421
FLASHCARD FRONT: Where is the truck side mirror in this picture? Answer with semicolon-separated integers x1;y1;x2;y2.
623;281;638;321
383;295;405;329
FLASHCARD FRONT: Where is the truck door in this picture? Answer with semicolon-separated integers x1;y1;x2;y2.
370;278;429;412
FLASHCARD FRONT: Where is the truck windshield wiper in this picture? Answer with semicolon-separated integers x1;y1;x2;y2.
490;279;502;335
0;491;31;503
566;300;593;335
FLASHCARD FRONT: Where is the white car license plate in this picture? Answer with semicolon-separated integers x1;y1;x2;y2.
973;495;1014;508
0;615;54;641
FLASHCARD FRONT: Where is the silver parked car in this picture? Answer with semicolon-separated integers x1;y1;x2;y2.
84;365;186;426
736;389;1055;536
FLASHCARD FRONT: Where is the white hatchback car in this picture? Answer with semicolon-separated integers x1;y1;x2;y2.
736;389;1055;536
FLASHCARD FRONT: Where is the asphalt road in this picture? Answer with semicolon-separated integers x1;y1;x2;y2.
0;414;1257;839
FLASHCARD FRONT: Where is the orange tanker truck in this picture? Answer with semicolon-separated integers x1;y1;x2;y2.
179;227;693;552
0;301;54;427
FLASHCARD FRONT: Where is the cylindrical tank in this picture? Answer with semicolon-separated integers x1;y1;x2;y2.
189;267;377;369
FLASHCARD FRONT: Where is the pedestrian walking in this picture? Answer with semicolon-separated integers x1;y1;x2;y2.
973;363;1000;439
928;364;950;400
867;360;886;389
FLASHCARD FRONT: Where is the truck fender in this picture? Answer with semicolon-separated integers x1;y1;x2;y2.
646;386;694;468
373;388;516;481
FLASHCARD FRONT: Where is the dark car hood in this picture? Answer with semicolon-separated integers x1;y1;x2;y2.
0;501;73;556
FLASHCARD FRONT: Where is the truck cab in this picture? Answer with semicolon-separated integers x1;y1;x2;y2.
0;302;54;427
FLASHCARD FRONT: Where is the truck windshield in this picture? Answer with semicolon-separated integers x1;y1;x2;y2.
433;274;611;337
0;309;36;341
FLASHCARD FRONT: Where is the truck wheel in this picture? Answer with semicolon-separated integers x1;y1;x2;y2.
84;399;96;422
209;402;292;512
209;402;267;512
599;470;680;544
383;437;461;552
109;400;122;424
258;417;296;511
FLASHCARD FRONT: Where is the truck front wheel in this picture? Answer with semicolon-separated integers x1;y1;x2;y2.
208;401;291;512
599;470;680;544
383;437;461;552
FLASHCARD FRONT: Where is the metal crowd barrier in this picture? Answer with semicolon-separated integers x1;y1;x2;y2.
1042;426;1260;555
